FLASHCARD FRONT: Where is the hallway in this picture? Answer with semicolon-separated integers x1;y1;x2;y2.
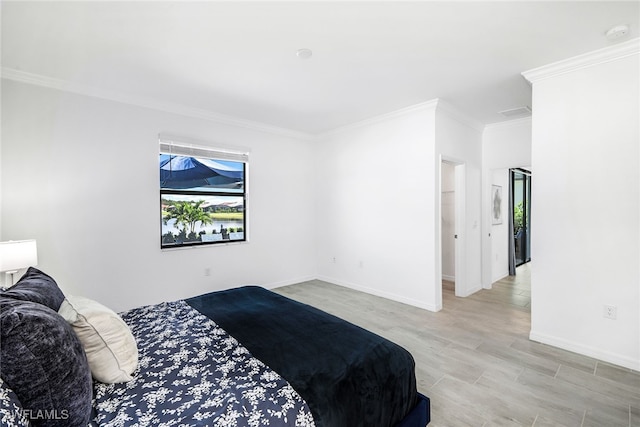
443;263;531;311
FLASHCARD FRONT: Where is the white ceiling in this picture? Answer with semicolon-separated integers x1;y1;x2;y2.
2;1;638;134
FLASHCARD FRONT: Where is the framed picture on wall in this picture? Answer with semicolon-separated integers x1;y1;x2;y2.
492;185;503;225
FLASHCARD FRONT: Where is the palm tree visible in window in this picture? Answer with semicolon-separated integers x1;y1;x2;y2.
163;200;214;239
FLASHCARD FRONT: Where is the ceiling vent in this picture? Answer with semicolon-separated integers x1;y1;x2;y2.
499;106;532;118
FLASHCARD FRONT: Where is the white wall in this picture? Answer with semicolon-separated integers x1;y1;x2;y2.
315;103;439;310
0;80;495;317
524;40;639;370
483;118;532;169
1;80;317;312
481;118;532;285
435;106;484;298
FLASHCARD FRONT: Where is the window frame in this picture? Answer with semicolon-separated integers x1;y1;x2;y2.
159;136;248;250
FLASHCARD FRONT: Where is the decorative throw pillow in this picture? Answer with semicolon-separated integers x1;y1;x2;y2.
0;297;92;427
0;267;65;311
59;295;138;383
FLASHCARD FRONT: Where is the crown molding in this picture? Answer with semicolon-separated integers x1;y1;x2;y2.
318;98;485;138
483;116;532;133
1;67;317;141
435;99;485;131
1;67;486;139
320;99;440;138
522;37;640;84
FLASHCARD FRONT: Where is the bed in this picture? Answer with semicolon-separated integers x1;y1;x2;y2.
1;268;430;426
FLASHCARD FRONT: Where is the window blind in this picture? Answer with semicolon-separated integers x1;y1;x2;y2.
159;134;249;163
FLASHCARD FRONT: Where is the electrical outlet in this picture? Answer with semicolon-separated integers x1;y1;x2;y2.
603;305;617;320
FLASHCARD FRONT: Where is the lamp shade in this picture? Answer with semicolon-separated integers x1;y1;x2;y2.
0;240;38;272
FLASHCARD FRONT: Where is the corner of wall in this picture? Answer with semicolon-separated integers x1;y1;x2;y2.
526;40;639;370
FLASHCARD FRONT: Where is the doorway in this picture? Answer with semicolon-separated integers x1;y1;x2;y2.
441;159;466;300
511;168;531;266
441;162;456;283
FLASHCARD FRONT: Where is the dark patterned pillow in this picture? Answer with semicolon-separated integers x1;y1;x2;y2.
0;377;29;427
0;297;92;427
1;267;65;311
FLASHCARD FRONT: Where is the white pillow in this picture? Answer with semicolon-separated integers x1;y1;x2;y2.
59;295;138;383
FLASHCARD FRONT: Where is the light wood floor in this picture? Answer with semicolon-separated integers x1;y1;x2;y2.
275;264;639;427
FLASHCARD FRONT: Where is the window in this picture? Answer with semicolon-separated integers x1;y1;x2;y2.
159;136;248;249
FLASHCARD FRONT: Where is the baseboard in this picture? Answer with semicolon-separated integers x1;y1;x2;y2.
316;275;440;312
492;271;510;283
458;284;482;297
442;274;455;282
529;330;640;372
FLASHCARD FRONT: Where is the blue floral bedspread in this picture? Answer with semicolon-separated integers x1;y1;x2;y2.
92;300;315;427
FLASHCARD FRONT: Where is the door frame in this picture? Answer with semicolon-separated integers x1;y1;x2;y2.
439;157;466;302
511;167;532;266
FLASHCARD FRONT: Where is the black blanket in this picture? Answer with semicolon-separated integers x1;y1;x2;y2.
186;286;418;427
